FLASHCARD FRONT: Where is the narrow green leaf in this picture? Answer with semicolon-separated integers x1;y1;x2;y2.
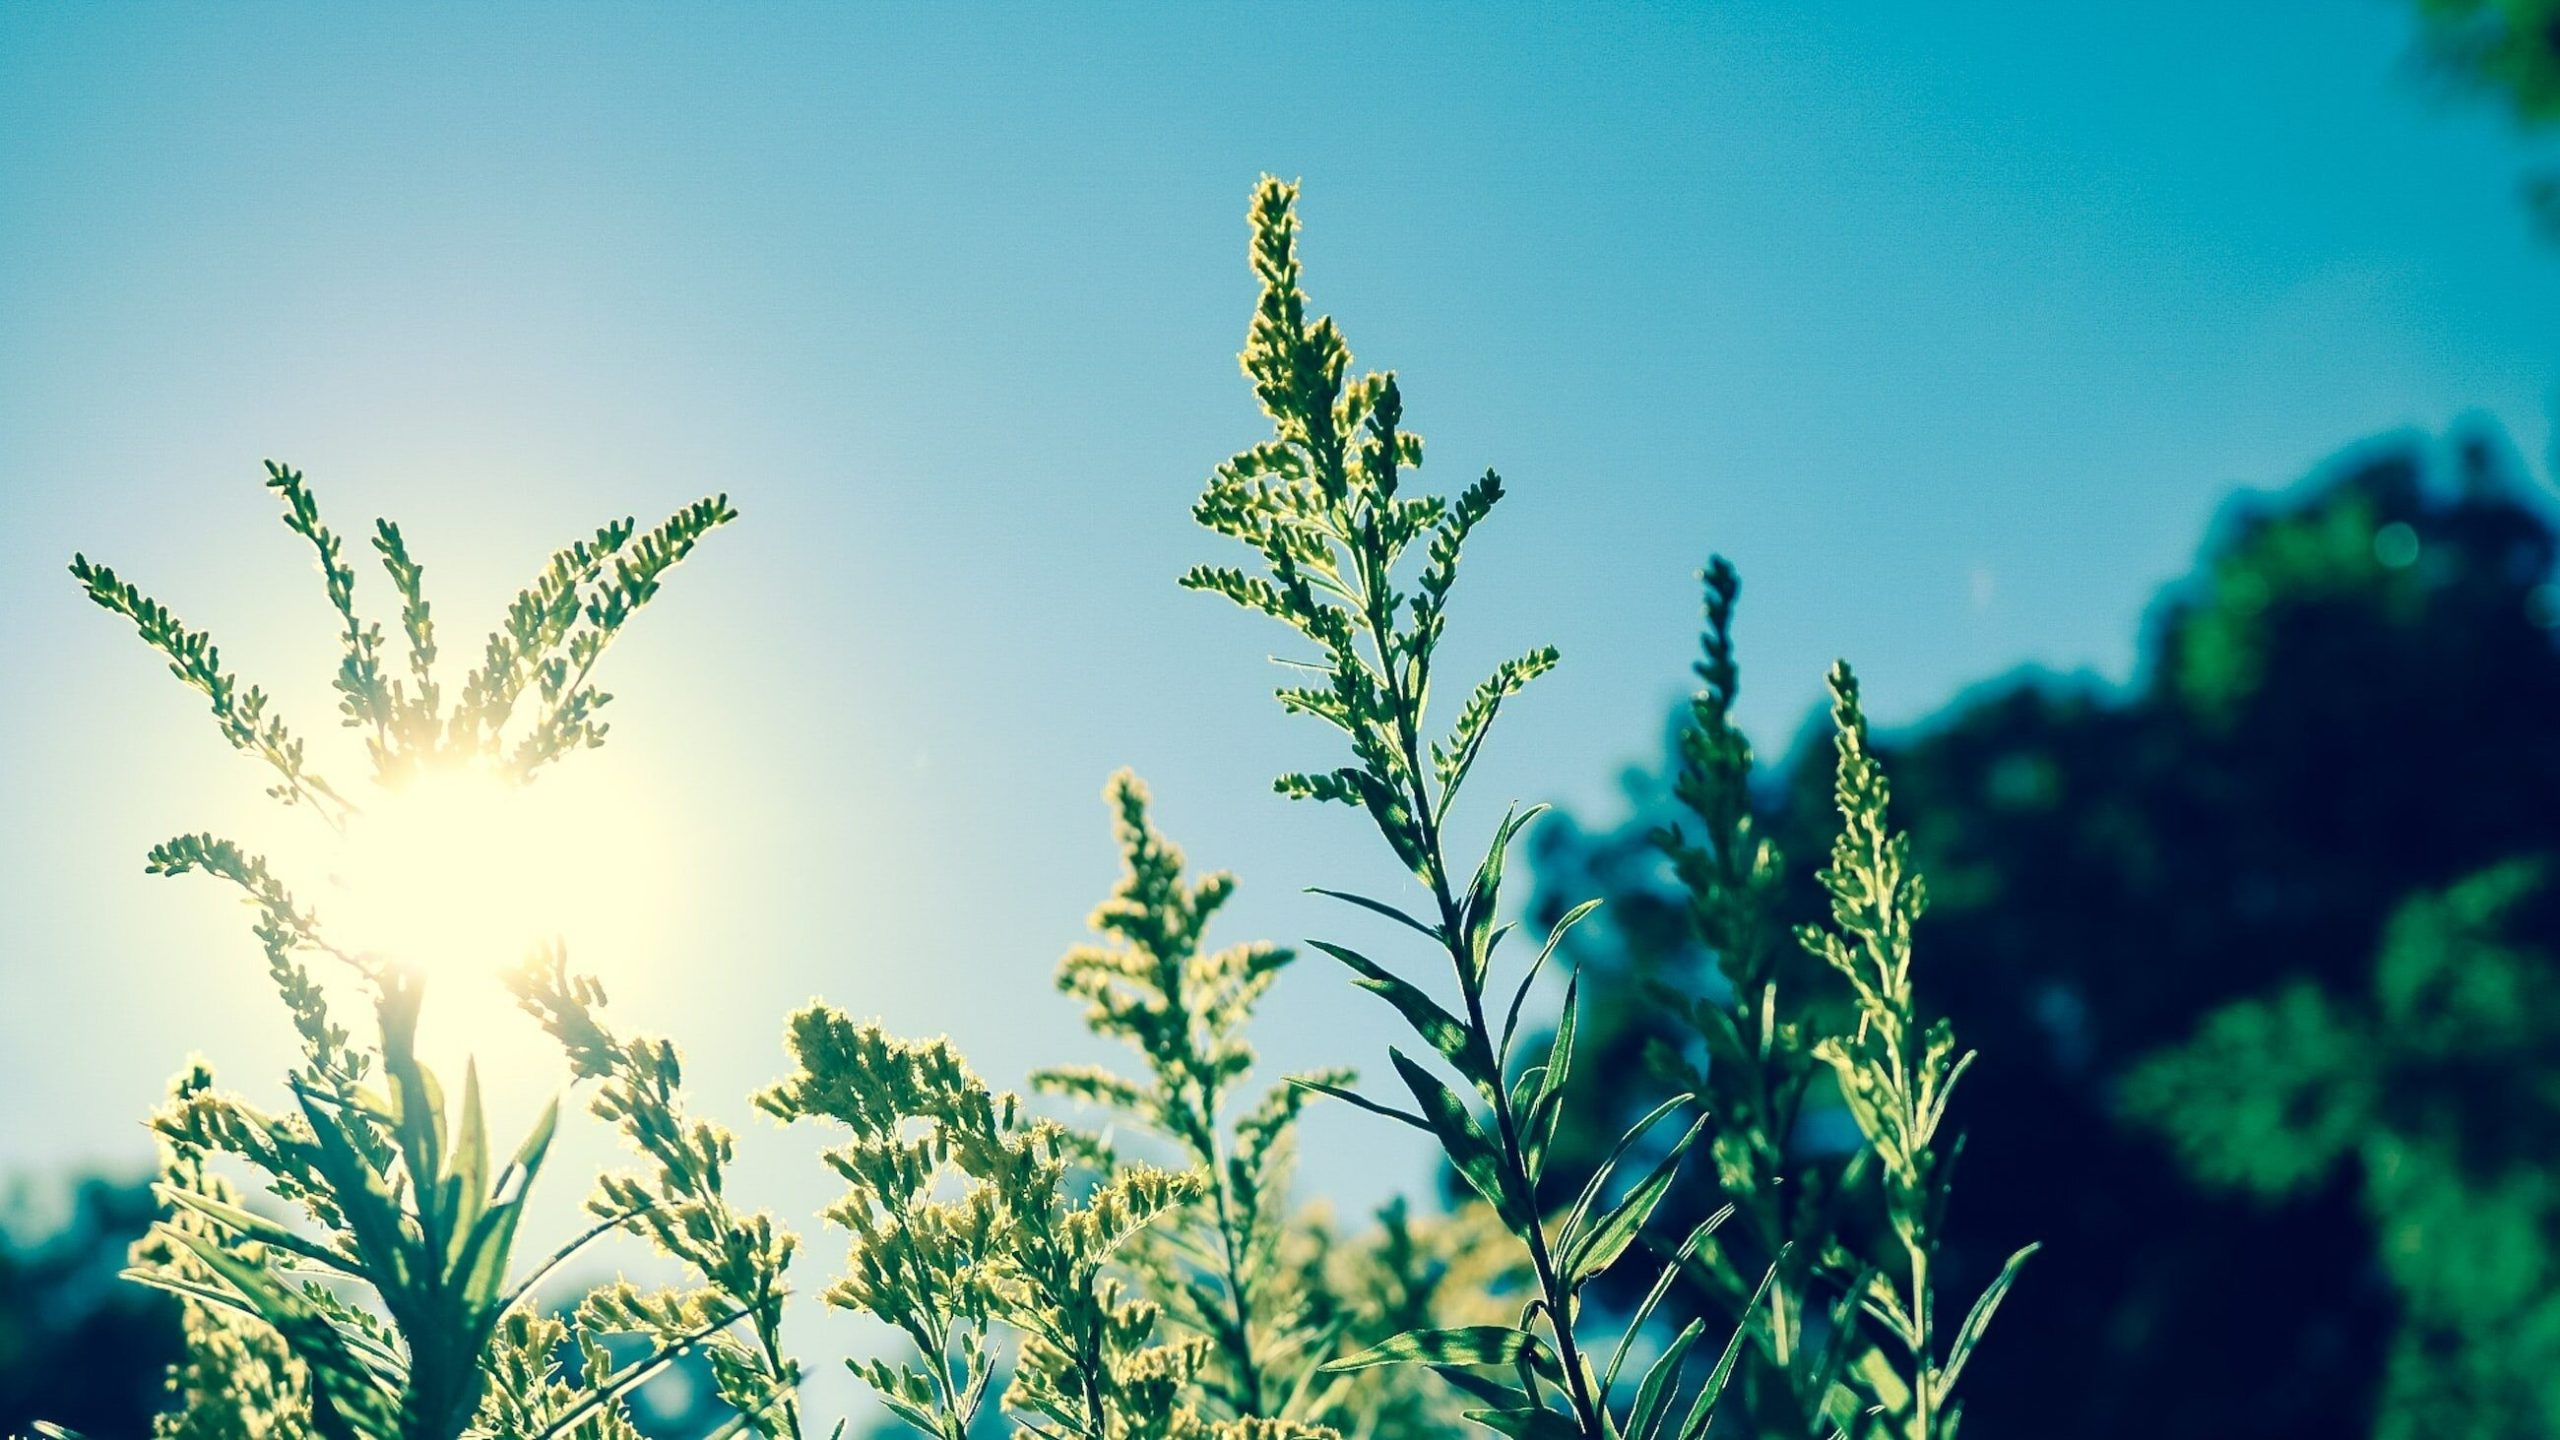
1429;1368;1532;1411
498;1094;561;1195
1310;939;1495;1089
1389;1048;1521;1226
1539;971;1581;1109
161;1227;400;1440
1501;897;1600;1059
1565;1113;1711;1285
1308;886;1446;943
1461;805;1547;983
1461;1406;1580;1440
445;1061;490;1268
1604;1204;1733;1394
1937;1242;2039;1397
1324;1325;1533;1373
1794;1259;1875;1421
156;1185;367;1281
1673;1260;1783;1440
1288;1073;1431;1132
292;1084;415;1301
1558;1095;1693;1265
1626;1318;1706;1440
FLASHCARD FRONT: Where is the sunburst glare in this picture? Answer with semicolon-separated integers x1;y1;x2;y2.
322;760;649;1114
336;763;553;978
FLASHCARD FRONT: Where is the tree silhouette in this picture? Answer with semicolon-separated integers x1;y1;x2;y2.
0;1174;182;1436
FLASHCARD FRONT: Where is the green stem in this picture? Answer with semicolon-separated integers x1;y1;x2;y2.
1908;1241;1933;1440
1204;1154;1269;1417
1346;527;1605;1439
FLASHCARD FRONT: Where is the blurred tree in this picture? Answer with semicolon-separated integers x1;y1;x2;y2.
1529;422;2560;1439
2407;0;2560;232
2414;0;2560;123
0;1172;181;1435
2128;857;2560;1440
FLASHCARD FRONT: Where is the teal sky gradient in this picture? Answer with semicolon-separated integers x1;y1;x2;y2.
3;2;2556;1395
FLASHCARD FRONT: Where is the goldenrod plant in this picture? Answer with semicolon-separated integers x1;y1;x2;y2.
69;466;754;1440
1028;772;1349;1428
1186;177;1753;1440
1019;775;1531;1440
1641;563;1876;1438
49;181;2033;1440
759;1004;1213;1440
511;945;802;1435
1183;178;2034;1440
1795;668;2038;1440
1638;568;2035;1440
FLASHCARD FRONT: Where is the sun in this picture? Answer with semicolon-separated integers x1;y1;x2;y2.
334;763;559;978
309;753;690;1134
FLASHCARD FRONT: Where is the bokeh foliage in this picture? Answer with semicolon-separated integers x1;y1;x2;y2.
2409;0;2560;230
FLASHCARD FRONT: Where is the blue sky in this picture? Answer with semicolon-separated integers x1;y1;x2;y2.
3;0;2556;1396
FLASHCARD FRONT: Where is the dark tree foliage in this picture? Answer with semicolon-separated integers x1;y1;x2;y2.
2129;857;2560;1439
0;1175;182;1436
2408;0;2560;231
1527;423;2560;1440
2415;0;2560;125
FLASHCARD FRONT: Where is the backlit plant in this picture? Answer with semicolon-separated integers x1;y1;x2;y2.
70;468;758;1440
1181;178;2034;1440
50;179;2032;1440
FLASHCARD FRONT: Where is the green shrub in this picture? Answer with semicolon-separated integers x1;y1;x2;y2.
51;181;2028;1440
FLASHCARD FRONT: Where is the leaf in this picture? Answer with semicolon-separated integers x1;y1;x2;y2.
1673;1260;1782;1440
1523;971;1582;1178
1625;1318;1706;1440
1309;939;1494;1089
1539;971;1581;1109
1559;1094;1692;1248
1308;886;1446;943
1604;1205;1733;1394
1428;1367;1532;1410
1324;1324;1535;1373
1501;897;1600;1059
160;1227;401;1440
1936;1242;2039;1397
292;1084;415;1301
1461;1406;1580;1440
1565;1113;1711;1285
1794;1259;1876;1420
1287;1073;1431;1132
444;1061;490;1268
1461;805;1547;983
155;1185;367;1280
1389;1048;1521;1226
497;1094;561;1196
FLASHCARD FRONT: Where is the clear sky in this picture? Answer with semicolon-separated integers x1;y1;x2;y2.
3;0;2556;1403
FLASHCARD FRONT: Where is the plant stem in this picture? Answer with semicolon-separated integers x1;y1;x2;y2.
1908;1241;1933;1440
1350;536;1605;1438
1204;1157;1269;1417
